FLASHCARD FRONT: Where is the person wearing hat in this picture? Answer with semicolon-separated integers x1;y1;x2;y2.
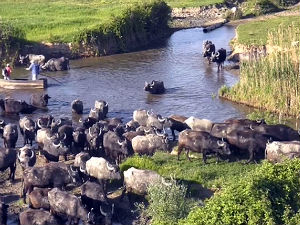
26;60;40;80
2;64;12;80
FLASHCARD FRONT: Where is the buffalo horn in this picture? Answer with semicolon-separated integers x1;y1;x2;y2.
79;118;83;123
52;118;55;124
12;129;15;134
70;165;77;172
217;140;225;147
30;150;35;159
144;128;151;133
57;119;61;126
216;52;220;57
17;151;21;161
146;110;151;117
88;128;92;137
117;140;123;146
0;119;4;125
105;102;108;107
63;133;67;140
155;130;164;137
88;212;91;220
157;116;166;123
24;121;30;131
37;119;42;128
249;124;254;130
100;205;107;217
52;142;60;148
79;165;86;173
91;108;96;113
106;162;115;171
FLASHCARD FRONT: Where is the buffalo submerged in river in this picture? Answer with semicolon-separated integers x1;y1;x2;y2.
144;80;165;94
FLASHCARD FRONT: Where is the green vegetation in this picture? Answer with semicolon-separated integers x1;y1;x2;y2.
221;22;300;118
0;0;223;43
136;179;194;225
120;151;259;189
235;16;300;45
179;159;300;225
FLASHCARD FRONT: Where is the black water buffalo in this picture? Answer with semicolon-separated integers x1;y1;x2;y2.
30;93;51;108
19;117;36;145
225;128;271;162
86;126;103;156
103;131;128;164
58;125;74;150
41;134;69;162
42;56;70;71
168;114;189;141
0;201;8;225
211;48;227;71
3;123;18;148
18;145;36;171
131;133;169;156
19;208;62;225
202;40;215;63
1;98;36;114
0;148;16;181
71;99;83;114
50;117;72;133
48;188;96;225
28;188;51;210
144;80;165;94
177;130;231;163
19;54;45;65
81;117;98;129
89;108;105;121
36;115;53;129
22;162;80;202
80;181;108;208
73;127;87;152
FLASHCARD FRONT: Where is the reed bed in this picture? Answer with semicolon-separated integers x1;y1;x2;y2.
220;24;300;118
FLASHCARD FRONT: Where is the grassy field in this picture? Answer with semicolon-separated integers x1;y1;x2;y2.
0;0;224;43
235;15;300;45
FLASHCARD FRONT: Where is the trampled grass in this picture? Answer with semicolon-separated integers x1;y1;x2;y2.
120;151;259;189
0;0;224;43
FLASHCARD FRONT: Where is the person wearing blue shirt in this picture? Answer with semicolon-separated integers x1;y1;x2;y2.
26;60;40;80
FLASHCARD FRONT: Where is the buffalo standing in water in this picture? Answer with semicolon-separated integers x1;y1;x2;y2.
144;80;165;94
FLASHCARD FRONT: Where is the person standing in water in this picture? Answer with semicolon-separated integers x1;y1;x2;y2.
2;64;12;80
26;60;40;80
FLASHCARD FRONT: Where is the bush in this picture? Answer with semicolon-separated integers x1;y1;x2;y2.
179;159;300;225
137;178;194;225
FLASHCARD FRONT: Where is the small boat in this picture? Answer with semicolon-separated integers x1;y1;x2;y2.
0;78;47;89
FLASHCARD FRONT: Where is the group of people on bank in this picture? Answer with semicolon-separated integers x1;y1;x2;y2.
2;60;40;80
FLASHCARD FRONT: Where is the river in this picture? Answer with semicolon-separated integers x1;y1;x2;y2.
2;25;255;126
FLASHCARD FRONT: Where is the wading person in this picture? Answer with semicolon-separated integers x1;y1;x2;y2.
26;60;40;80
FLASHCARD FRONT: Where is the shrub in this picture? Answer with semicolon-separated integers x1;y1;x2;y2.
179;159;300;225
137;178;194;225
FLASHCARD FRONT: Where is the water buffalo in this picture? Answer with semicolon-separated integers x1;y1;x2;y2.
265;141;300;163
103;131;128;164
184;116;213;133
30;93;51;108
19;54;46;65
36;128;51;150
0;148;16;181
58;124;74;150
202;40;215;63
71;99;83;114
36;115;53;129
2;98;36;114
131;133;169;156
18;145;36;171
168;114;189;141
144;80;165;94
41;134;69;162
41;56;70;71
177;130;231;163
94;100;109;118
124;167;163;195
19;116;36;146
211;48;227;71
86;126;103;156
80;180;108;208
19;208;62;225
89;107;105;121
3;123;18;148
28;188;51;210
50;117;72;133
22;162;80;202
48;188;95;225
73;127;87;152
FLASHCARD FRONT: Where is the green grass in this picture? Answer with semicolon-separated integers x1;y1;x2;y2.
120;151;259;189
0;0;224;43
236;16;300;45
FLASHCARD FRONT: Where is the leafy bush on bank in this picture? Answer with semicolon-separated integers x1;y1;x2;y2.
179;159;300;225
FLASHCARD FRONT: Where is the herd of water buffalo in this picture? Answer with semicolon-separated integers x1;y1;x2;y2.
0;95;299;224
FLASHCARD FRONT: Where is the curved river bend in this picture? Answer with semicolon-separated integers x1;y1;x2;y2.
3;26;253;126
